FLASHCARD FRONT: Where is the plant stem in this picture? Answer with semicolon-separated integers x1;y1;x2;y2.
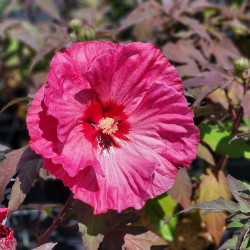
36;193;74;247
232;76;249;134
214;72;249;173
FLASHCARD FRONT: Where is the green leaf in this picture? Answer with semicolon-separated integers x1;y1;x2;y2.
199;124;250;159
220;237;250;250
0;96;33;114
219;238;238;250
227;219;248;229
146;194;178;241
237;222;250;250
227;212;250;221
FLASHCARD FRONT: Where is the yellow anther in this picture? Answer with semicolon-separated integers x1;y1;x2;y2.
99;117;118;135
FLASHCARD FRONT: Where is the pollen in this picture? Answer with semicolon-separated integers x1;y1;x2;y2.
99;117;118;135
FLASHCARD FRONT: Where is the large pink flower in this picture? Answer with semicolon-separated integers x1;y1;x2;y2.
27;41;199;214
0;208;17;250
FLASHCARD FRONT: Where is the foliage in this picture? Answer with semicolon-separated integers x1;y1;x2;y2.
0;0;250;249
165;175;250;250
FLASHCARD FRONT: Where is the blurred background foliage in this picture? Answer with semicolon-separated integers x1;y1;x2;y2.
0;0;250;249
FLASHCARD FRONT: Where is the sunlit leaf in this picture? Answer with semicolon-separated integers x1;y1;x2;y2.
146;194;178;241
227;219;248;229
199;124;250;159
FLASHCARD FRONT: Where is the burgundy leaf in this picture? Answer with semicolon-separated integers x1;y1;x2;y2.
177;16;211;41
75;201;140;250
167;168;192;208
0;147;27;203
118;1;160;31
122;228;167;250
32;243;57;250
227;175;250;213
8;177;26;217
196;143;215;166
29;24;69;72
0;19;21;37
186;0;219;14
165;197;240;224
163;40;207;65
35;0;61;21
17;147;42;194
241;92;250;120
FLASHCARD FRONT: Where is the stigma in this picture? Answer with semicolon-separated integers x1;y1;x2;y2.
99;117;118;135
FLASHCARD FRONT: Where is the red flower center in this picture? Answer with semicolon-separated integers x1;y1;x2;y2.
82;100;130;150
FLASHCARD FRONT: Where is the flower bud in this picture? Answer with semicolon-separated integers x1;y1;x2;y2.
78;25;96;42
234;57;250;71
69;19;82;31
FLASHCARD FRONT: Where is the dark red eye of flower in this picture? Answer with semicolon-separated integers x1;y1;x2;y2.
82;100;130;150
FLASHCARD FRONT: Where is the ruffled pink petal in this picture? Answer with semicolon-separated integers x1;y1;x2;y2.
27;86;58;159
83;42;184;114
45;42;119;142
128;83;200;168
27;86;103;177
0;208;8;224
64;41;119;74
43;145;157;214
51;123;103;176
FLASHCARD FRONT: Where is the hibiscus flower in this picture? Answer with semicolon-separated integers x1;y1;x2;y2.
0;208;17;250
27;41;199;214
